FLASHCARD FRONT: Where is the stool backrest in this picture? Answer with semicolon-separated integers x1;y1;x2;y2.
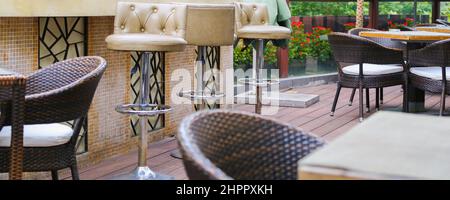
114;2;187;39
235;2;270;30
185;4;235;46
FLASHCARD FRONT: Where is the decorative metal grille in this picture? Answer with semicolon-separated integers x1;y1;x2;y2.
130;52;165;136
194;46;221;111
38;17;88;154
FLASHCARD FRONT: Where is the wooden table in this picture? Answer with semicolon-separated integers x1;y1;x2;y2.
415;26;450;34
360;31;450;112
298;111;450;180
0;68;26;180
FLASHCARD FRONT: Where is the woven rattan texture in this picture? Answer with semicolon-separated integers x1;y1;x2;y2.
178;111;324;180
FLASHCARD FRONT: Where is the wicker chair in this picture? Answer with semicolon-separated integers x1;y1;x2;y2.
408;39;450;116
347;28;406;107
328;33;406;121
0;56;107;180
177;110;324;180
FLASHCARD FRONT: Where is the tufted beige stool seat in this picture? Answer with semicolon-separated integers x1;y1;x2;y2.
235;2;291;114
106;34;186;52
105;2;187;180
237;25;291;40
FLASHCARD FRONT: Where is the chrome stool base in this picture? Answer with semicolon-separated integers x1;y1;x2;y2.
238;78;280;87
116;104;172;116
178;90;225;101
111;166;174;180
112;52;173;180
170;149;183;159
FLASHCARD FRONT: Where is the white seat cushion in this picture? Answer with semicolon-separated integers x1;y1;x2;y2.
342;64;403;76
0;124;73;147
410;67;450;80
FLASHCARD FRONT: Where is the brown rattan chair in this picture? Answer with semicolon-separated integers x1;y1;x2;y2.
177;110;324;180
347;28;406;107
0;56;107;180
408;39;450;116
328;32;406;121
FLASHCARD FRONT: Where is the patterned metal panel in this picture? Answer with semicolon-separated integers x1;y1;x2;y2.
38;17;88;154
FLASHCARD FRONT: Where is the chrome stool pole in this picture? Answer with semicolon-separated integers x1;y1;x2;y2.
255;39;264;114
172;46;224;159
113;52;173;180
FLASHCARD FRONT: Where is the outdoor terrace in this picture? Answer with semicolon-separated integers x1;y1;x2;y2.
46;83;446;180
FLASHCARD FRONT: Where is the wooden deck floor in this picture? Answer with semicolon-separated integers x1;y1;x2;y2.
64;83;447;180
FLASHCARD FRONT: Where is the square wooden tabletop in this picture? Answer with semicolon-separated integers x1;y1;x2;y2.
298;111;450;180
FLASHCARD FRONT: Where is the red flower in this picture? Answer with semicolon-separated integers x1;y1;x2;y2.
344;22;356;27
313;26;326;30
388;20;393;25
291;21;304;29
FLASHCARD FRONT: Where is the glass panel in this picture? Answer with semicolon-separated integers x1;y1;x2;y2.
287;1;369;77
440;1;450;21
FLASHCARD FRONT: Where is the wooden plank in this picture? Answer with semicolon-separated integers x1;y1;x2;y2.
297;86;401;135
77;139;178;180
67;83;449;180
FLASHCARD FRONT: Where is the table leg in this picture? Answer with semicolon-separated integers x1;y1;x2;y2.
404;42;426;113
407;84;426;113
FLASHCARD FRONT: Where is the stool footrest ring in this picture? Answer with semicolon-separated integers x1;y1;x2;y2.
115;104;172;116
238;78;280;87
178;90;225;100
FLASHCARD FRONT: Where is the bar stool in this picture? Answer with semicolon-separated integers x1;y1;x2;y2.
105;2;187;180
172;3;235;159
235;2;291;114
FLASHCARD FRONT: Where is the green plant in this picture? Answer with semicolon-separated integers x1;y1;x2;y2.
233;41;252;68
233;41;278;69
307;26;332;62
264;42;278;65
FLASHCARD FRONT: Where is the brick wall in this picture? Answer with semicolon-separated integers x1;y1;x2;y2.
0;18;38;75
